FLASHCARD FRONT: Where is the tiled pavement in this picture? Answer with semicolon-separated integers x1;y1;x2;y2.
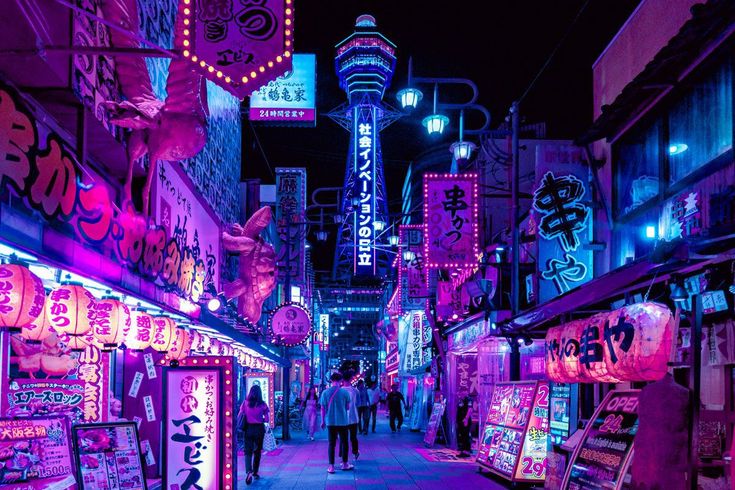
236;412;511;489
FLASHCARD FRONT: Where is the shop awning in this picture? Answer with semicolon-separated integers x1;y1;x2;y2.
576;0;735;145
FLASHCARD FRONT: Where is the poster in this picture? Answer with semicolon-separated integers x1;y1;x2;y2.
562;390;640;490
549;383;575;444
0;416;75;488
423;173;478;268
244;373;275;426
73;422;147;490
476;381;548;482
423;401;446;447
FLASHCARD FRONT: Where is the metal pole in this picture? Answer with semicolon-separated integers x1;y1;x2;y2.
689;294;702;490
510;101;520;316
282;213;291;441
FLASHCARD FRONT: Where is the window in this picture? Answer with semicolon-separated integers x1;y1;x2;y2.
668;60;733;183
615;118;661;216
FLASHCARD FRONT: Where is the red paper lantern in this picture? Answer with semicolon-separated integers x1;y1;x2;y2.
90;298;131;351
151;316;177;353
20;300;54;343
46;284;95;350
125;310;155;351
168;328;191;361
0;264;46;328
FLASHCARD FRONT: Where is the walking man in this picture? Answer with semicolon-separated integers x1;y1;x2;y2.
320;372;353;474
387;383;407;433
367;383;380;433
342;370;361;461
356;380;370;435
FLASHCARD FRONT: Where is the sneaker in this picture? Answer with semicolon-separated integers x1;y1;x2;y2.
253;474;261;480
354;452;360;461
327;465;335;474
245;472;253;485
341;463;354;471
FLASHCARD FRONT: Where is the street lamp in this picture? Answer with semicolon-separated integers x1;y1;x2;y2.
396;87;423;109
388;235;400;247
422;84;449;136
449;110;477;162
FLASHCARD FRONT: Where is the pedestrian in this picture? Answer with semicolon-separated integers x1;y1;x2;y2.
379;387;388;409
301;385;319;441
342;370;361;461
367;383;380;433
387;383;407;433
239;384;270;485
456;395;473;457
320;372;353;474
356;380;370;435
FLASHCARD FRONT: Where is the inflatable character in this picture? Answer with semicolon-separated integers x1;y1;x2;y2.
100;0;208;215
222;207;276;323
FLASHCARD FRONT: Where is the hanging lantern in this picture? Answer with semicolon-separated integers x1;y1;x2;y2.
46;283;95;350
125;310;155;351
0;264;46;329
168;328;192;361
198;332;211;353
90;297;131;351
20;299;54;343
209;338;222;356
151;316;177;353
188;330;202;352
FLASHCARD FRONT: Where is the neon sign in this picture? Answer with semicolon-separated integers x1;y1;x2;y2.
354;106;377;274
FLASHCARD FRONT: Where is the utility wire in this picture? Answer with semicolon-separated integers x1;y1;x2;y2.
517;0;591;104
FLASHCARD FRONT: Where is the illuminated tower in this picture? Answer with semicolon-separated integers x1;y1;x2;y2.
330;15;402;281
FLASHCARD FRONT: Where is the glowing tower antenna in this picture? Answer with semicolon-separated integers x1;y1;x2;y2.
330;15;403;281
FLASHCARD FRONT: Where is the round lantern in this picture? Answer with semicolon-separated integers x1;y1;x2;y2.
150;316;177;353
90;297;131;351
168;328;192;361
0;264;46;329
188;330;202;352
45;283;95;350
20;299;54;343
198;332;211;353
220;342;232;357
124;310;155;351
209;338;222;356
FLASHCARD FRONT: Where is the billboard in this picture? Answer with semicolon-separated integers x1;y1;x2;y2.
250;54;316;124
275;168;307;285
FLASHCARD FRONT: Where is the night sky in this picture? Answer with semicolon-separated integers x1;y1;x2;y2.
242;0;641;273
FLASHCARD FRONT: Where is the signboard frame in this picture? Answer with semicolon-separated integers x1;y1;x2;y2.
72;421;148;490
244;372;276;428
423;400;446;447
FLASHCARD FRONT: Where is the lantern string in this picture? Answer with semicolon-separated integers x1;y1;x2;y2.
643;270;658;303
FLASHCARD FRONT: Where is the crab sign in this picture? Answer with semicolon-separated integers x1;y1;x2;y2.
222;207;277;323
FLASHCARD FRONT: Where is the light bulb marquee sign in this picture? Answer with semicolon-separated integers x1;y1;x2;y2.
269;302;312;347
179;0;294;99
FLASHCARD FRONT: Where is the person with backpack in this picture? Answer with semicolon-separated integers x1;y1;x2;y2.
320;371;353;474
356;380;370;435
238;384;270;485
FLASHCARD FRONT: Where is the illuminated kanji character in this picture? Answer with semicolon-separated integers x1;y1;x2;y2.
171;415;204;444
0;90;36;192
532;172;590;252
442;185;468;213
541;253;588;293
294;88;306;101
358;123;372;135
578;325;603;369
603;315;635;364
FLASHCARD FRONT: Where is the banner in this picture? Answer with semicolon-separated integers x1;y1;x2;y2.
399;311;431;374
0;416;75;488
455;354;478;398
318;313;330;351
545;302;674;383
353;106;377;275
250;54;316;124
424;173;478;268
533;144;593;302
562;390;640;490
275;168;306;284
399;225;426;312
182;0;293;99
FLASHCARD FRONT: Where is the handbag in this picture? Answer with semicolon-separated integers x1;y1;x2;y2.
262;423;277;452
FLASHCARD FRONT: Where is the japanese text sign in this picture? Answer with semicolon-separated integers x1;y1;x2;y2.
353;105;377;275
250;53;316;123
165;365;227;490
399;311;430;374
318;313;330;351
545;303;674;383
7;380;85;424
181;0;294;99
455;354;478;398
399;225;427;313
562;390;640;490
269;302;312;346
533;144;593;302
424;173;478;268
275;168;306;283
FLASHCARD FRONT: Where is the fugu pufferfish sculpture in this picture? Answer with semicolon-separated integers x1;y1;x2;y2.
222;207;277;323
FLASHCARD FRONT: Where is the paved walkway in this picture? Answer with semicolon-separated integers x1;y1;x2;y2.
236;411;511;489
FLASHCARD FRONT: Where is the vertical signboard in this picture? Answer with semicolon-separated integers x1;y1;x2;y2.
275;168;306;285
399;225;427;312
249;54;317;124
353;106;377;275
562;390;640;490
533;145;593;302
424;173;479;268
319;314;330;351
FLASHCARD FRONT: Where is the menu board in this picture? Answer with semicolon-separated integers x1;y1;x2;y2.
73;422;147;490
0;416;76;489
562;390;640;490
477;381;549;482
423;401;446;447
549;382;576;445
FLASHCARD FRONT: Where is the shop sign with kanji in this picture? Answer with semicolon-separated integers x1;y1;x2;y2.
269;302;312;346
545;303;674;383
423;173;479;269
180;0;294;99
275;168;306;284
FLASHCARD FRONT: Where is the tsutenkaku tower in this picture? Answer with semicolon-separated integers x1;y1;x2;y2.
330;15;403;281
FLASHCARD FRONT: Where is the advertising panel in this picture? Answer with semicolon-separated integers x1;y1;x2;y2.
562;390;640;490
423;173;478;269
275;168;307;284
73;422;147;490
353;106;377;275
250;54;316;124
7;379;85;424
549;383;576;445
423;400;446;447
513;382;549;482
0;416;75;489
